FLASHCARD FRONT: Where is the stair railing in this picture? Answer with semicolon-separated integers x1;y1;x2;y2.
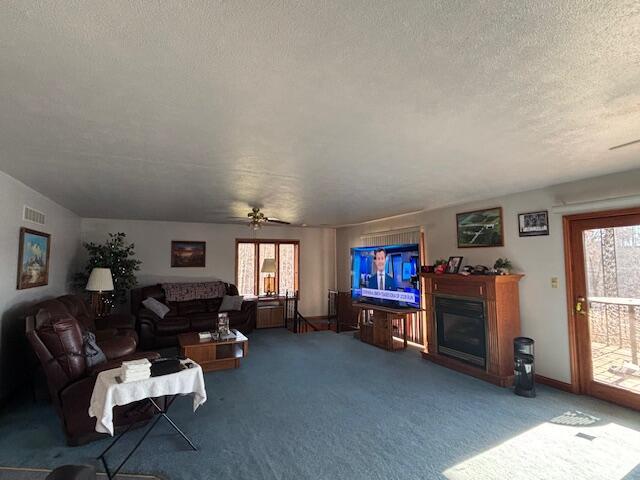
284;291;318;333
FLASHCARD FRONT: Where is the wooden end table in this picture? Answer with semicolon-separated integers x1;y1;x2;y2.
178;330;248;372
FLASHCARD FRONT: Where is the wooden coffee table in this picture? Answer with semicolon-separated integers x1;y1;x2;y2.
178;330;248;372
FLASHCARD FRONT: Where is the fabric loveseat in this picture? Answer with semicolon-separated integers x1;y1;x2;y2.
131;282;257;350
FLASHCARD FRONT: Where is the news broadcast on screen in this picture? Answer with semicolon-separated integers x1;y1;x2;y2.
350;243;421;309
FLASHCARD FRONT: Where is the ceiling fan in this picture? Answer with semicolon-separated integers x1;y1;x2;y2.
245;207;291;230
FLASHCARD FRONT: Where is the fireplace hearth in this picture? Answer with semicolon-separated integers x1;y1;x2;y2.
435;297;486;368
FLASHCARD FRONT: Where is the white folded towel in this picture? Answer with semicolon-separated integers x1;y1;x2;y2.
122;359;151;369
121;369;151;383
120;359;151;383
122;367;151;373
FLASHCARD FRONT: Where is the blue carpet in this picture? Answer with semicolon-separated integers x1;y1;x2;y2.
1;329;639;479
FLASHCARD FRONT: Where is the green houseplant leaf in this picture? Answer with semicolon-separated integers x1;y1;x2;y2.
74;232;142;307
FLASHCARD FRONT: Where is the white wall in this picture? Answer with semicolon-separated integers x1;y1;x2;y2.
0;171;81;400
81;219;336;317
336;169;640;384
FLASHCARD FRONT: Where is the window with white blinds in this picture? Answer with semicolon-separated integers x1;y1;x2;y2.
359;227;422;248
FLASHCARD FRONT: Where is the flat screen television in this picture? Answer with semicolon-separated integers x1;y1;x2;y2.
350;243;421;309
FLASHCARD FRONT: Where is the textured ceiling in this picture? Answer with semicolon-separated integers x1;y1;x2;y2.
0;1;639;226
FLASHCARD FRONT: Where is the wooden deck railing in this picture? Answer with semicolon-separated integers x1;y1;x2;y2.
588;296;640;364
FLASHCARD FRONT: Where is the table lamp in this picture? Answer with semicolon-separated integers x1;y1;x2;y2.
261;258;276;296
86;267;114;317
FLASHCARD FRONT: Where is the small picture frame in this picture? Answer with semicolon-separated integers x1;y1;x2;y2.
446;256;463;274
518;210;549;237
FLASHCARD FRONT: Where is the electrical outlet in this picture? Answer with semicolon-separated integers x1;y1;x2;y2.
551;277;559;289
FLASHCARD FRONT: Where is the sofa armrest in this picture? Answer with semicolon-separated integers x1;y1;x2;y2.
97;335;136;360
104;312;136;330
95;328;118;342
240;300;257;331
241;299;257;314
59;375;96;409
96;312;136;332
138;308;161;326
137;308;161;350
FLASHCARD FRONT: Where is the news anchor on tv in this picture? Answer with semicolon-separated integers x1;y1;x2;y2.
367;248;397;290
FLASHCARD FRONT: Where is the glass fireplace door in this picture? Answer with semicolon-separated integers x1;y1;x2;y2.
435;297;487;367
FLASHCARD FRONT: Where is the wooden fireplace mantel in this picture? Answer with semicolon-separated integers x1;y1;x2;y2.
420;273;524;387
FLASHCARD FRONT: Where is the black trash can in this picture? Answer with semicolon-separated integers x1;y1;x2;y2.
514;337;536;398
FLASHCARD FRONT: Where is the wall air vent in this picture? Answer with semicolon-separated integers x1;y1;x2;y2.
23;205;45;225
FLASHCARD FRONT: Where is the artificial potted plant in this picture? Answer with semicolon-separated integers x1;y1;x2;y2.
494;258;513;275
75;232;142;313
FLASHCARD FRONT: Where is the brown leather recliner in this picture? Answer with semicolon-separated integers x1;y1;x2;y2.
57;294;138;344
26;299;161;446
131;283;257;350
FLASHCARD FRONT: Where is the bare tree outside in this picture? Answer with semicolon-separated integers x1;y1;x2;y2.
237;243;256;296
584;226;640;393
237;241;298;297
279;243;296;296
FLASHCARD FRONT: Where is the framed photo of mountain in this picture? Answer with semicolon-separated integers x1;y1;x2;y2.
456;207;504;248
17;228;51;289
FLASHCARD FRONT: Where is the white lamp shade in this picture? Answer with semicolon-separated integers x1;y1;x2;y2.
86;268;114;292
261;258;276;274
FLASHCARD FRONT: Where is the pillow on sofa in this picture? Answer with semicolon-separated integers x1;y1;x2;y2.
219;295;244;312
142;297;170;319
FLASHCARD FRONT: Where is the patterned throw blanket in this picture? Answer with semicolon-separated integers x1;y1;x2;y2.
162;281;227;302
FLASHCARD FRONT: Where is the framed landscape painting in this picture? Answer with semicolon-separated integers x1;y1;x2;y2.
456;207;504;248
17;228;51;289
171;241;206;267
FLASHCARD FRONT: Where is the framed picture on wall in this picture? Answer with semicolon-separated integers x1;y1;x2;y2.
171;241;206;267
456;207;504;248
17;228;51;289
518;210;549;237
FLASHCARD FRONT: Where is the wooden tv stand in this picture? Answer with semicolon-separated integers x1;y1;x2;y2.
420;273;524;387
353;303;419;351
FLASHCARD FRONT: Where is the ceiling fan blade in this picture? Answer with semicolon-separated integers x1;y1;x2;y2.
266;218;291;225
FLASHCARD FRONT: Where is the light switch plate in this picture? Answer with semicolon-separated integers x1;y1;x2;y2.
551;277;559;288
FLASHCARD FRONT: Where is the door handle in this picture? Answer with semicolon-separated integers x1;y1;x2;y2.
575;296;587;316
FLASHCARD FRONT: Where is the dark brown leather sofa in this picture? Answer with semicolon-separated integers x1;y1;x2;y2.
131;283;257;349
25;296;160;446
